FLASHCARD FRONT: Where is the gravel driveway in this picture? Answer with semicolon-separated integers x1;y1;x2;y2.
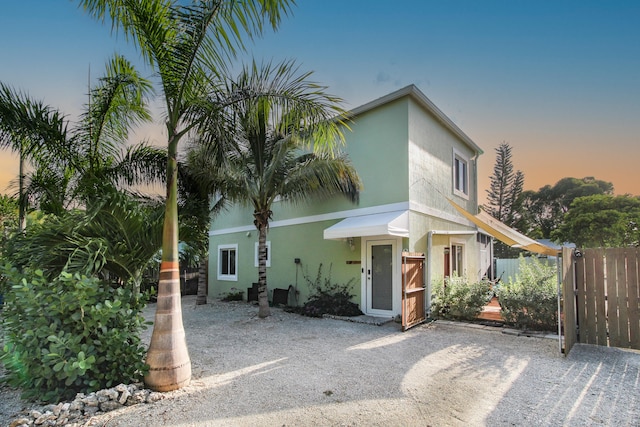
3;295;639;426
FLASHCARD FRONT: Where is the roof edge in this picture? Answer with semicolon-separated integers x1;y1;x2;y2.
346;84;483;156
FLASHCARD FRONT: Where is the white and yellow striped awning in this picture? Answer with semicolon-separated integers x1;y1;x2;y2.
449;199;558;257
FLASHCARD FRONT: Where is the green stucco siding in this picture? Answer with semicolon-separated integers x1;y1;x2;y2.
210;97;412;233
407;98;479;216
345;98;409;207
209;220;363;306
207;88;489;314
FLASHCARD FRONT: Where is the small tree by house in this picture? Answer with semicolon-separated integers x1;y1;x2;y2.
192;60;362;318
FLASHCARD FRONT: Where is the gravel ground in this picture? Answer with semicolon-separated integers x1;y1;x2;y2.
2;295;639;426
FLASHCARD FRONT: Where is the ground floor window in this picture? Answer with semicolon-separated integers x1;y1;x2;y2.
445;243;465;277
451;244;464;276
218;244;238;281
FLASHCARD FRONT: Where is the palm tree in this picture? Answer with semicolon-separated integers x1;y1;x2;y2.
78;0;294;391
1;54;165;218
179;145;228;306
0;194;19;243
0;83;68;230
195;60;361;318
3;191;165;293
2;55;168;298
24;54;165;212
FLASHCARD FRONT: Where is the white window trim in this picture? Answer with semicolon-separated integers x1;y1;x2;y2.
449;238;466;277
254;241;271;267
217;243;238;281
452;148;470;200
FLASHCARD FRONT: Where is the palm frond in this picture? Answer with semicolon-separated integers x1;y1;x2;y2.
77;54;154;163
198;59;348;157
107;142;168;187
3;191;166;287
0;82;70;164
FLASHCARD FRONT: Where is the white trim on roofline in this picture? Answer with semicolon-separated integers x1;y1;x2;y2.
209;200;476;236
209;202;410;236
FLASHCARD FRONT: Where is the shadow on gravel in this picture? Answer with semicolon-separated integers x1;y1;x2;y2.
83;298;640;426
485;343;640;426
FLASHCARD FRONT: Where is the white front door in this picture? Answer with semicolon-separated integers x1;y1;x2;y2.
364;238;398;316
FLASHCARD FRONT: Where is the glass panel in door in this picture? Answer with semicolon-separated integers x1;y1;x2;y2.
371;244;393;310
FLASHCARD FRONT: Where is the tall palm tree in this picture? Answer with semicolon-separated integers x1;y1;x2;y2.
195;60;361;318
78;0;294;391
179;145;228;306
1;54;165;218
24;54;165;212
0;83;68;230
1;56;168;301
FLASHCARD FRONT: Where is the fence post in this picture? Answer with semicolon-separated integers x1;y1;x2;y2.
562;246;577;356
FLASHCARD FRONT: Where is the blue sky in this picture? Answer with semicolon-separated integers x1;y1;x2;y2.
1;0;639;200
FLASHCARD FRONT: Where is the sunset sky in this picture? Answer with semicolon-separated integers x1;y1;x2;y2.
1;0;638;202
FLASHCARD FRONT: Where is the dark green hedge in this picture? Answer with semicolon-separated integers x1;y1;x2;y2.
1;266;149;402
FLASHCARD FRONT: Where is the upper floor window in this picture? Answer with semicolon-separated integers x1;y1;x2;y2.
217;244;238;281
453;149;469;198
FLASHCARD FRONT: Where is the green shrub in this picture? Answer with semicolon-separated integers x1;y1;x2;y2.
496;255;558;331
297;264;362;318
0;265;149;402
221;288;244;302
431;275;492;321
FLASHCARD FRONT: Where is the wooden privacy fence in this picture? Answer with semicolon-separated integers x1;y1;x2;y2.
562;247;640;355
401;252;426;331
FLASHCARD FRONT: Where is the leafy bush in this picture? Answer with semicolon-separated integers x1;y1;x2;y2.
298;264;362;317
0;265;149;402
496;255;558;331
221;288;244;302
431;275;492;321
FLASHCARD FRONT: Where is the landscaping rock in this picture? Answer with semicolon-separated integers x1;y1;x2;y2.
7;383;162;427
9;418;31;427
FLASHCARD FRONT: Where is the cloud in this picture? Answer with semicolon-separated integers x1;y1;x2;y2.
375;72;391;84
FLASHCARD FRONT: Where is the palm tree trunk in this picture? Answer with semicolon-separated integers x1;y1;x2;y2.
257;222;270;318
144;135;191;391
195;254;207;305
18;148;26;231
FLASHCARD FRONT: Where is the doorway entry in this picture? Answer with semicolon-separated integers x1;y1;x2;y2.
363;238;399;316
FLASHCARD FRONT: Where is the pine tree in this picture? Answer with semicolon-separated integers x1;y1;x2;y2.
485;142;525;258
485;142;524;226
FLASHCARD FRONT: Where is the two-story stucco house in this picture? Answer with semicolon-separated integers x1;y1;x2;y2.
208;85;491;321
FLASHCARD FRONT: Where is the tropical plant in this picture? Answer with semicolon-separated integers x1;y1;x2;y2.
192;60;361;318
495;255;557;330
431;275;492;321
220;288;244;302
297;263;362;318
78;0;294;391
2;191;165;292
0;194;19;243
178;145;228;305
0;266;149;402
26;54;165;213
1;54;166;219
0;82;69;229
